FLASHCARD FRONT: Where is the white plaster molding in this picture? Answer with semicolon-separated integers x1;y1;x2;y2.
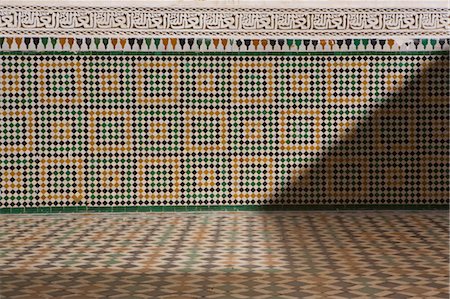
0;4;448;37
2;0;449;9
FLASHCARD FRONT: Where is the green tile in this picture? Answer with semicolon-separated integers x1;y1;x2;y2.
173;206;187;212
112;207;127;213
37;207;52;213
61;207;79;213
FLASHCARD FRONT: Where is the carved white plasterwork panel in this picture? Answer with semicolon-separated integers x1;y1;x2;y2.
0;6;448;37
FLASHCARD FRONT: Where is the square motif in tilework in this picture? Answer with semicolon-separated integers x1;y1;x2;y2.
88;109;133;153
232;156;275;201
0;110;34;153
369;158;421;204
323;108;365;144
420;156;449;202
232;61;274;104
86;158;135;206
279;109;322;151
276;156;319;202
184;109;228;152
327;157;369;202
133;60;180;104
0;158;38;206
229;109;277;152
0;58;29;103
409;99;450;156
183;157;230;204
188;57;228;104
384;73;405;94
38;60;83;104
419;59;450;100
135;108;182;152
39;158;85;204
417;108;450;147
137;157;181;203
325;60;369;104
86;57;132;104
35;109;87;153
273;58;316;103
373;109;416;151
373;59;414;100
429;117;450;142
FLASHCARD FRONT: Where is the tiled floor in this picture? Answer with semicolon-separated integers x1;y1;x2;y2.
0;211;448;298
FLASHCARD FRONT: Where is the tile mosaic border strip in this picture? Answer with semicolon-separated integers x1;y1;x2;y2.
0;7;448;37
1;37;449;52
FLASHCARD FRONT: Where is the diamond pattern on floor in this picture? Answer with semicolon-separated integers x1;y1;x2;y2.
0;211;448;298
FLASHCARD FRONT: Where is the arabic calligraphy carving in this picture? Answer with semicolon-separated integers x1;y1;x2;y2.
0;7;448;36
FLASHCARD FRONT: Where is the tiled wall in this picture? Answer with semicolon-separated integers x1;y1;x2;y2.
0;4;449;212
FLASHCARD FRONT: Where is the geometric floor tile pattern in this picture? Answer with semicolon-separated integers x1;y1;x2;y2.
1;211;448;298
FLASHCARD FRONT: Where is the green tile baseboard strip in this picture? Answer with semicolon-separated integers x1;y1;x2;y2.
1;205;448;214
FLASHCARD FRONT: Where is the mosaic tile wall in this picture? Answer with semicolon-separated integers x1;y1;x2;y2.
0;6;449;211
